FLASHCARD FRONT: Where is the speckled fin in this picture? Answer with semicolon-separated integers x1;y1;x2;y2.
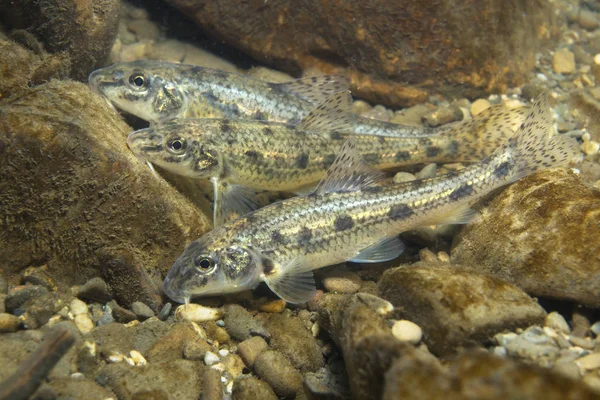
275;75;350;106
213;178;258;226
422;204;477;226
314;138;386;194
350;236;405;263
295;91;355;133
263;257;316;304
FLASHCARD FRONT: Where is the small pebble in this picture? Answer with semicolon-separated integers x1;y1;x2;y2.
590;321;600;336
595;54;600;65
203;368;223;400
351;100;372;115
545;312;570;334
493;346;507;357
0;313;21;332
131;301;154;321
569;336;596;350
553;360;581;380
204;351;220;366
76;277;112;303
393;172;417;183
553;48;576;74
470;99;491;116
129;350;147;366
416;163;437;179
158;302;172;321
176;303;223;322
238;336;268;367
218;349;230;357
311;322;320;337
391;320;423;344
576;353;600;370
258;299;286;313
216;319;225;327
74;314;94;334
423;105;462;127
69;299;88;316
254;350;303;398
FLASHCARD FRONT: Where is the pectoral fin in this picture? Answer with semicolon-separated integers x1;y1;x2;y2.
274;75;350;106
350;236;405;263
212;178;259;226
262;257;316;304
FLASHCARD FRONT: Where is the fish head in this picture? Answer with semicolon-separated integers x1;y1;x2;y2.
88;61;185;122
127;124;222;179
163;228;260;303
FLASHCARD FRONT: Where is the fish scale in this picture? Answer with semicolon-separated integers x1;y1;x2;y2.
162;94;580;305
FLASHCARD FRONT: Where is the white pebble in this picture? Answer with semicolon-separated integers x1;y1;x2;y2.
576;353;600;370
311;322;320;337
47;315;62;328
70;299;89;316
108;353;124;363
594;53;600;65
493;346;507;357
175;304;223;322
74;314;94;334
590;321;600;336
211;363;226;372
545;312;570;334
391;320;422;345
543;326;558;338
218;349;230;357
471;99;491;116
226;381;234;394
124;356;135;366
70;372;84;379
84;341;97;357
130;350;147;366
204;351;220;366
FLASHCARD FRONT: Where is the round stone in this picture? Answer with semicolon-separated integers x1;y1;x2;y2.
391;320;422;344
70;299;89;316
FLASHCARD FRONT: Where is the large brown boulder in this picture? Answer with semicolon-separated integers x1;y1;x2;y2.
0;81;211;308
167;0;555;107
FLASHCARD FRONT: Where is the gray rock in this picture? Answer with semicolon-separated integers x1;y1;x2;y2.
451;169;600;308
131;301;154;321
254;350;303;398
223;304;269;341
237;336;268;367
158;303;172;321
378;264;546;356
109;301;137;323
233;376;278;400
77;278;113;304
0;313;21;332
97;359;202;400
265;313;324;372
5;285;49;314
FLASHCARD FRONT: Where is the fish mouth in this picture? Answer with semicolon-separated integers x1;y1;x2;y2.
162;273;188;304
88;67;124;92
127;129;163;154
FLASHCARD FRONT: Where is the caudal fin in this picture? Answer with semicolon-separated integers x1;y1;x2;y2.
442;103;529;161
491;94;580;183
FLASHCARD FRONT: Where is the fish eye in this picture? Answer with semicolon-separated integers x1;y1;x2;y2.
128;73;149;89
167;137;187;154
194;256;215;273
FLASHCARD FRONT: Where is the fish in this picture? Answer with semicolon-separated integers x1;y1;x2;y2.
90;59;449;137
161;94;580;305
127;91;527;225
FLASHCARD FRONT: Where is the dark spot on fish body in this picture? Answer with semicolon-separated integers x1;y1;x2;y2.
221;121;232;133
253;110;265;120
363;153;380;164
448;184;474;201
330;132;344;141
449;140;459;155
271;230;286;244
202;91;218;103
362;186;383;193
419;138;433;146
395;151;411;161
263;127;274;136
334;214;354;231
323;154;336;167
378;136;386;144
388;204;415;221
229;103;242;117
296;153;309;169
245;150;262;160
298;226;313;245
164;156;183;164
426;146;442;158
493;161;512;178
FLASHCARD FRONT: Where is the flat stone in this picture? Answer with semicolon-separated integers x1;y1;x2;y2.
224;304;269;341
378;264;546;355
238;336;269;367
452;169;600;308
576;353;600;371
77;278;112;304
553;48;576;74
322;269;362;294
232;376;278;400
0;313;21;332
391;320;423;345
265;313;324;372
175;303;222;322
258;299;286;313
254;350;303;398
131;302;154;321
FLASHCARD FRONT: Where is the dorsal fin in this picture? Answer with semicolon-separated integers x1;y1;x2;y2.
274;75;350;106
296;91;355;134
314;138;385;195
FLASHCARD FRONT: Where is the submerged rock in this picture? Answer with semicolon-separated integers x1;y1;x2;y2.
0;81;211;308
378;264;546;356
167;0;554;106
452;169;600;308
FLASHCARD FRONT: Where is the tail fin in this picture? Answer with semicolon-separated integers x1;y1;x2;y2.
441;103;529;160
493;94;580;182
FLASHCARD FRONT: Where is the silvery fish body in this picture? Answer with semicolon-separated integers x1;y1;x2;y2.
90;59;442;137
162;95;579;305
